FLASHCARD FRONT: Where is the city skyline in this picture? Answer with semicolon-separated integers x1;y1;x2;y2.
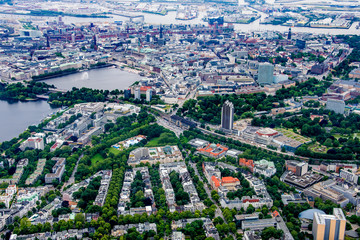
1;0;360;239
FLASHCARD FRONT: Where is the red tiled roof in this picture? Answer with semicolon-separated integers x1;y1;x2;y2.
211;176;221;188
140;86;151;91
222;176;240;184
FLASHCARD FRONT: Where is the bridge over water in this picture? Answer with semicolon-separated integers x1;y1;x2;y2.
112;11;145;22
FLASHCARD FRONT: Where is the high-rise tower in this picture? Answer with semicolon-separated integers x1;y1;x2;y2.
221;100;234;131
258;63;274;85
288;27;292;40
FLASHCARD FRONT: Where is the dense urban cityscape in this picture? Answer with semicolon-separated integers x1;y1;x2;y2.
1;0;360;239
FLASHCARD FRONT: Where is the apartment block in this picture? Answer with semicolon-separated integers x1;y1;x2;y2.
313;208;346;240
45;158;66;184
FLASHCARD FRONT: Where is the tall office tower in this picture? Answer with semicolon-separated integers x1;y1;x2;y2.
313;208;346;240
159;24;163;39
288;27;292;40
45;34;50;48
134;88;141;100
258;63;274;85
93;35;97;50
221;100;234;131
146;89;153;102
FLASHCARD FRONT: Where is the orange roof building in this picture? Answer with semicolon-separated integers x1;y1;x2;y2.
272;210;280;218
239;158;254;172
211;176;221;190
222;177;240;184
198;143;228;159
210;176;241;191
221;176;241;191
140;86;152;94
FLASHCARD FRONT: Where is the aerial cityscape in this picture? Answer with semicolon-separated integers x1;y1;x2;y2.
0;0;360;239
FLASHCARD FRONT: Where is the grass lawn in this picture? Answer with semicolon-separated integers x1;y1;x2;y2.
91;154;105;165
108;147;122;156
146;137;163;147
146;137;177;147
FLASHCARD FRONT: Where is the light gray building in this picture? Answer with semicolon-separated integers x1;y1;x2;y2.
326;99;345;114
146;89;152;102
134;88;141;100
258;63;274;85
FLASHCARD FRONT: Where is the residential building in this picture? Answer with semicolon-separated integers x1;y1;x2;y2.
146;88;153;102
45;158;66;184
220;177;241;191
253;159;276;177
0;185;17;208
25;159;46;185
172;231;185;240
160;162;205;213
239;158;254;172
118;168;155;216
134;88;141;100
0;159;28;185
124;89;131;99
94;170;112;207
339;169;359;185
210;176;241;191
313;208;346;240
111;222;157;237
19;137;44;151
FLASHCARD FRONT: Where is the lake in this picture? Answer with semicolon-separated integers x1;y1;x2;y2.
40;67;141;91
0;68;140;142
0;100;57;143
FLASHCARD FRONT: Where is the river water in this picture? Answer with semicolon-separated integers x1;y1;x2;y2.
1;4;359;35
0;68;140;142
59;12;360;35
